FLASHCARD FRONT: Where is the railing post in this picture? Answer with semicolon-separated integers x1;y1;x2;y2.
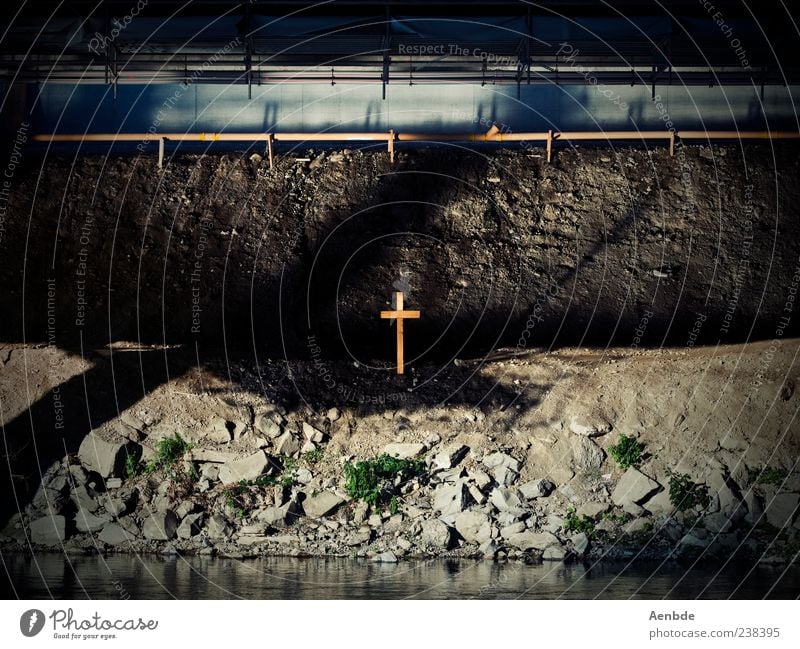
669;131;675;157
388;129;395;163
158;137;165;169
546;130;553;163
267;133;274;169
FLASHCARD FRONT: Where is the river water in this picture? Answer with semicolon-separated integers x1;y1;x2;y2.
2;554;799;599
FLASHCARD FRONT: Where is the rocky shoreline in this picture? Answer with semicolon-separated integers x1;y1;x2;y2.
3;344;799;566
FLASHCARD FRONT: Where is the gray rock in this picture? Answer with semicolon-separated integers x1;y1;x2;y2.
419;519;453;548
432;444;469;470
483;452;521;471
572;532;590;557
493;466;519;487
506;531;559;551
519;479;555;500
479;539;498;558
174;500;197;520
206;514;232;539
275;432;301;457
743;490;764;526
117;517;140;537
75;511;110;533
500;522;526;538
702;512;732;534
302;492;344;518
218;451;271;484
468;469;492;491
489;487;527;516
98;523;134;545
643;488;674;516
382;443;425;459
142;510;178;541
577;501;610;519
624;518;653;534
206;417;234;443
302;422;326;443
611;468;661;509
70;484;99;513
454;511;491;543
200;463;220;481
468;484;487;505
542;545;567;561
30;515;67;545
238;534;270;547
568;417;612;437
177;513;204;539
764;493;799;528
707;472;746;521
571;436;606;473
257;504;291;527
191;449;238;464
482;452;521;486
104;493;133;517
68;464;88;485
347;527;372;546
31;485;69;515
105;478;122;489
622;502;646;517
372;551;398;563
433;482;471;516
496;511;521;527
255;415;283;439
294;468;313;485
78;433;141;478
679;532;710;549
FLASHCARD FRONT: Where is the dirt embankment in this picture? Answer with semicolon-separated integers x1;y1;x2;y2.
1;338;799;563
1;144;799;362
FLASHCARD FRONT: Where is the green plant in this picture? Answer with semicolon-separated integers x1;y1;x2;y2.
389;495;399;516
124;453;143;479
563;507;596;536
667;470;711;512
144;434;193;476
748;466;788;487
628;521;655;545
303;449;323;465
185;463;200;482
343;454;426;507
601;511;632;525
608;434;645;470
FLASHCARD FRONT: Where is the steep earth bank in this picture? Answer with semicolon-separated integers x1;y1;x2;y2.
2;338;799;564
1;144;799;360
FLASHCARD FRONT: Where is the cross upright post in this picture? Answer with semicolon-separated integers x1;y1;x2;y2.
380;291;420;375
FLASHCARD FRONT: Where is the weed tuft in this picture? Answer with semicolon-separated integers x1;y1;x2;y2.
343;454;425;508
667;470;711;512
608;434;644;470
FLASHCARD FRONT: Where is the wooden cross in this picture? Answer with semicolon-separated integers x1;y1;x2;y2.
380;291;420;375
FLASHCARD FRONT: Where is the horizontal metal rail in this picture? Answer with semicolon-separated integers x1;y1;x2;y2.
32;129;800;166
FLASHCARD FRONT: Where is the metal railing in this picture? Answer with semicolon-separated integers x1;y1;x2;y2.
33;129;800;167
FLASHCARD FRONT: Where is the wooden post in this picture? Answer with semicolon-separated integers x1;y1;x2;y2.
380;291;420;375
669;131;675;157
158;137;165;169
267;133;274;169
388;129;395;163
546;130;553;163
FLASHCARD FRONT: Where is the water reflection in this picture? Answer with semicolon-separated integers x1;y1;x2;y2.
2;553;798;599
